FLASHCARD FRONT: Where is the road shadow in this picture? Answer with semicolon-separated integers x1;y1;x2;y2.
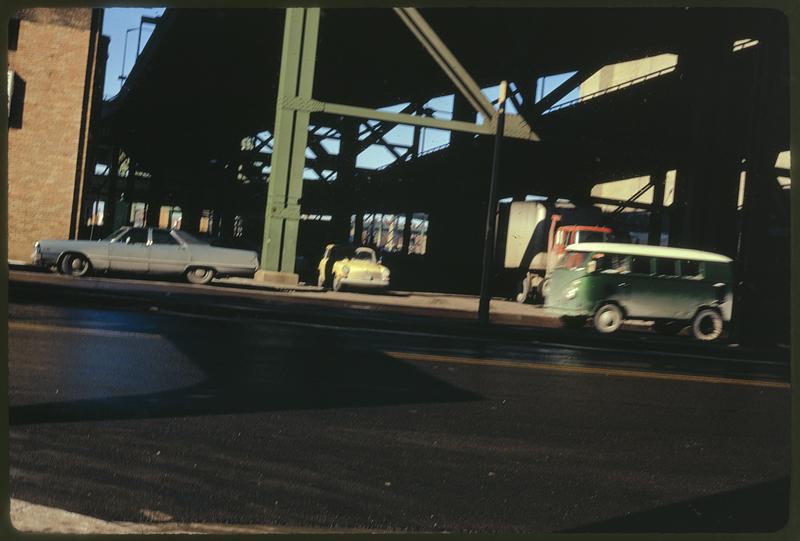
10;315;482;426
565;476;790;533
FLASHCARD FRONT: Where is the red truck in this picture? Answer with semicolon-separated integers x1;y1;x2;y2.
495;201;613;303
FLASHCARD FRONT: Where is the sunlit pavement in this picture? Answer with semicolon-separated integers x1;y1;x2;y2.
7;276;791;533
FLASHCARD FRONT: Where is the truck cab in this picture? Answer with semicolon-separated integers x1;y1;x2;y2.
495;200;614;304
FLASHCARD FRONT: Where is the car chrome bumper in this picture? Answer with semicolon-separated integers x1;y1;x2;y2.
341;277;389;288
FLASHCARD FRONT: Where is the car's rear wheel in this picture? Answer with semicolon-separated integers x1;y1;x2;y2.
60;253;91;277
185;267;215;285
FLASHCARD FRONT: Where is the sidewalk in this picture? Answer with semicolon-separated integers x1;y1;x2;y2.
9;265;567;328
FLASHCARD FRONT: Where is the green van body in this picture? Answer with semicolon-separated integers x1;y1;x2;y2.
544;242;734;324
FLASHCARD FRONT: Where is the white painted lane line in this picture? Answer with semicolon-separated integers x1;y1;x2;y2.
385;351;791;390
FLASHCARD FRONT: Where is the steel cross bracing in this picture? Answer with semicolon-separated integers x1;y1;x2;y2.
259;7;541;279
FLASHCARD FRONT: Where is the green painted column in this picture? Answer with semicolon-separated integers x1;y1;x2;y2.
256;7;320;284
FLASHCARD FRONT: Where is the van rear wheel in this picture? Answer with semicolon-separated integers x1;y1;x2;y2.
692;309;723;341
593;303;623;334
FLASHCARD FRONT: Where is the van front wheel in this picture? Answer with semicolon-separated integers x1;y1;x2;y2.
593;303;623;334
692;309;723;341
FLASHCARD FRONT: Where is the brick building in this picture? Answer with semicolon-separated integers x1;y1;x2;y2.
6;8;106;261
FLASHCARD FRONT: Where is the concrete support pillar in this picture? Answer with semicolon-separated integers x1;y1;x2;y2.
104;148;122;232
145;200;160;228
257;8;320;285
648;169;666;246
731;36;787;346
181;202;201;233
402;212;413;254
353;212;364;244
333;119;360;242
672;29;741;255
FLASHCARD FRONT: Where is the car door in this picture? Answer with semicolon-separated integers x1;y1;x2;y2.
148;229;190;275
108;228;150;272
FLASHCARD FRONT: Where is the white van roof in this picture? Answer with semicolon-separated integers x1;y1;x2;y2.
565;242;733;263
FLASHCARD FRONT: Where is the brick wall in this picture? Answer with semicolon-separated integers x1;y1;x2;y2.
7;9;95;261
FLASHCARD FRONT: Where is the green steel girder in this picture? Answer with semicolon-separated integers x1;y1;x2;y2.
260;7;320;274
283;97;538;141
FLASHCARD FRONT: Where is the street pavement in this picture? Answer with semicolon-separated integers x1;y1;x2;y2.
6;273;793;533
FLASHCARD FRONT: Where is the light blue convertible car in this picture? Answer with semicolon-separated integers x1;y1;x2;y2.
32;227;259;284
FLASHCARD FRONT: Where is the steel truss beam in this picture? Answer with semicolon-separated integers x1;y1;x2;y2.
590;195;652;211
531;65;600;116
259;7;541;281
393;7;538;141
284;97;536;140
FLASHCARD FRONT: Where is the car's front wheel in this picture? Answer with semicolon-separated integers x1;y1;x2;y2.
185;267;215;285
60;253;91;277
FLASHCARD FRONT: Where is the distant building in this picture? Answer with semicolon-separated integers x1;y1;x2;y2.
7;8;106;261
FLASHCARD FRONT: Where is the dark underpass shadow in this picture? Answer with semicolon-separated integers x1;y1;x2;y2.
565;476;790;533
10;316;482;426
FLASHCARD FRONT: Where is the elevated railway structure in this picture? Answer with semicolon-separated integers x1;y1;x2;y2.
89;7;790;345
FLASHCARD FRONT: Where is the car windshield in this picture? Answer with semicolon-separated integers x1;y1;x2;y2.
172;230;208;245
353;251;374;262
103;227;128;241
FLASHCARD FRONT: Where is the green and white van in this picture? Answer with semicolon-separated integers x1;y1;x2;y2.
544;242;734;341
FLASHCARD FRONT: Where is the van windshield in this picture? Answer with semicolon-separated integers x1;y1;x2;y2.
556;251;590;271
575;230;608;243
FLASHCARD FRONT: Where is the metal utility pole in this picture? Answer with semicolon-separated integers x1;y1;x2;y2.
478;81;507;325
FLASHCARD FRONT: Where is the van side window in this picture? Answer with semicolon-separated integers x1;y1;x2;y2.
655;258;678;276
679;259;703;279
596;253;629;273
630;256;651;274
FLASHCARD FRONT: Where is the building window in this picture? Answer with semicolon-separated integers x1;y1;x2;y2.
86;200;105;226
199;209;214;234
233;215;244;238
129;202;147;227
407;213;429;255
353;212;429;255
159;205;182;229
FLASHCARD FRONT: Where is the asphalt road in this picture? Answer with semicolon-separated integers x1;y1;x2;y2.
7;287;792;533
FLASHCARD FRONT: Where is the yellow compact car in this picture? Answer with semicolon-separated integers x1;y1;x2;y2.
317;244;390;291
